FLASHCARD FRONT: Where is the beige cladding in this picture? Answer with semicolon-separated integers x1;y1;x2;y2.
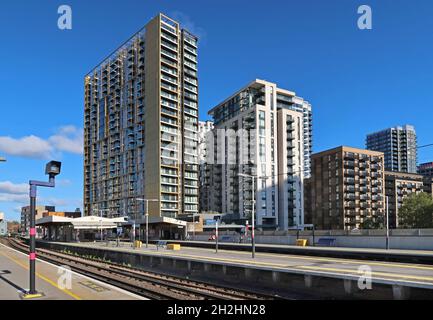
144;15;164;217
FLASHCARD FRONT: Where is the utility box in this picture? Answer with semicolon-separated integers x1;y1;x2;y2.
167;243;181;250
296;239;308;247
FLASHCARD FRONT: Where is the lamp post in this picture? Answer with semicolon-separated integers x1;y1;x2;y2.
136;198;159;248
386;196;389;250
238;173;257;259
192;213;198;241
26;161;61;298
215;219;218;253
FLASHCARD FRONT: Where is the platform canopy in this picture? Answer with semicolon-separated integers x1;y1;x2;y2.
123;216;187;227
37;215;128;230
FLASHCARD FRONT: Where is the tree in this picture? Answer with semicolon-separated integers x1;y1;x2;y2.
361;214;384;229
398;193;433;228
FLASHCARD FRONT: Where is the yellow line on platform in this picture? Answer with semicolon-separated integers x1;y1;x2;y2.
0;250;82;300
296;265;433;282
181;246;433;272
127;248;433;283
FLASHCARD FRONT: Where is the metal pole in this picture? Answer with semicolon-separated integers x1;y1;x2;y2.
252;176;255;259
193;213;195;241
138;212;141;242
312;225;316;247
133;222;136;246
386;196;389;250
29;188;36;294
100;210;103;242
215;219;218;253
146;200;149;249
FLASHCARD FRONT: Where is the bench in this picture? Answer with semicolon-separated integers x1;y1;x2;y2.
316;238;336;247
156;240;168;250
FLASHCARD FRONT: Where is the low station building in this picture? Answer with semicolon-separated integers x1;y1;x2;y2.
36;216;125;241
36;215;188;242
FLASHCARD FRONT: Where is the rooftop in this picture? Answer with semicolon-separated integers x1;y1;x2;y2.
312;146;385;158
208;79;298;115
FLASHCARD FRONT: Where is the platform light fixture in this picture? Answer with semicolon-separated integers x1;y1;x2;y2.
26;160;61;298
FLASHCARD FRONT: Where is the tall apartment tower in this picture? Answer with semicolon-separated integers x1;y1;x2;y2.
307;147;385;230
198;120;214;212
207;79;312;230
366;125;417;173
84;14;199;219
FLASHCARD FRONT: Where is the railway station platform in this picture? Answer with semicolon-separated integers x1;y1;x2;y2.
0;243;144;300
151;240;433;264
37;240;433;300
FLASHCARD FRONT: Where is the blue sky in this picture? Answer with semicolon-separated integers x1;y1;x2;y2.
0;0;432;220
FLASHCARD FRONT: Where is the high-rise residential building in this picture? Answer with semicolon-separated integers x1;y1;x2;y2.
366;125;417;173
84;13;199;219
207;79;312;230
198;120;214;212
306;146;385;230
385;171;424;228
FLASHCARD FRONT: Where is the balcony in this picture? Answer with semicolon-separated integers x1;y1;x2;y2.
161;32;177;44
344;193;356;201
344;177;355;185
345;169;355;176
360;194;370;201
345;201;356;208
344;160;355;168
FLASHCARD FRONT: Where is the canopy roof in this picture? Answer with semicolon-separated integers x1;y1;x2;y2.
36;215;127;230
36;215;186;230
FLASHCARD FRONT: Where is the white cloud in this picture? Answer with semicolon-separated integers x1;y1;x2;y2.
170;11;206;41
49;126;83;155
0;181;29;205
0;193;28;203
0;181;28;194
0;135;53;159
0;125;83;159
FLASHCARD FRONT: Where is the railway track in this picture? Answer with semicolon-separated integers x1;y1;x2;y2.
2;238;277;300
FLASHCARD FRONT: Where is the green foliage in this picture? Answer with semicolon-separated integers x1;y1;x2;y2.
361;214;384;229
398;193;433;228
